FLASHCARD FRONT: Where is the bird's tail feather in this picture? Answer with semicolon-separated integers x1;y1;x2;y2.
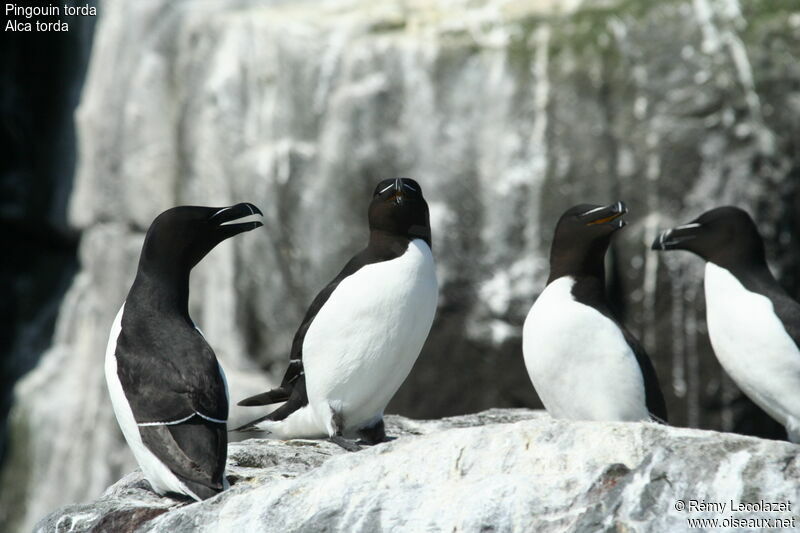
230;414;274;433
233;379;311;434
230;402;293;432
237;387;290;407
231;402;322;440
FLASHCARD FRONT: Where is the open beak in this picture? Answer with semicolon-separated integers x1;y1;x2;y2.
581;201;627;229
652;222;701;250
210;202;264;237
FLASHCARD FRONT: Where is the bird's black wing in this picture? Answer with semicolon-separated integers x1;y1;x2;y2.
619;327;669;423
235;237;411;433
115;314;229;424
236;277;344;407
237;243;406;408
114;314;228;498
740;271;800;355
764;290;800;353
139;417;227;499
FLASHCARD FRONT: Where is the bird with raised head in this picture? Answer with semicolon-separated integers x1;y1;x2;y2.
105;203;263;500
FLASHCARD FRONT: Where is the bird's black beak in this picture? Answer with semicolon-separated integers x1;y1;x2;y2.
209;202;264;239
580;201;627;229
652;222;701;250
393;178;405;205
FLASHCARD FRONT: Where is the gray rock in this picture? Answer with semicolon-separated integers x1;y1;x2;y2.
35;410;800;533
4;0;800;530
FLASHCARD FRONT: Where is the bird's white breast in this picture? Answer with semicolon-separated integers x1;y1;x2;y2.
522;276;649;421
704;262;800;437
303;239;438;431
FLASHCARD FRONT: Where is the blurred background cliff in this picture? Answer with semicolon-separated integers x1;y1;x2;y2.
1;0;799;530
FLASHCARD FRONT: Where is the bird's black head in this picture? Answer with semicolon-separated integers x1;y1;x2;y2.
140;203;263;275
548;201;627;282
652;206;766;268
368;178;431;246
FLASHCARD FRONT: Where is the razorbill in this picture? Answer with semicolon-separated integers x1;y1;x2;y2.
236;178;438;450
105;203;263;500
523;202;668;422
653;205;800;441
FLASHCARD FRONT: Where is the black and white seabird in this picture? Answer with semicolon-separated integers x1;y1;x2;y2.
653;205;800;441
105;203;263;500
523;202;668;422
236;178;438;450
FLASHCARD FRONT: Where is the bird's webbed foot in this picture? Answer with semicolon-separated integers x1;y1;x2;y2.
327;434;362;452
357;418;393;445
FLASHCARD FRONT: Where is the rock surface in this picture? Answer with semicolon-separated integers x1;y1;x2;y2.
4;0;800;531
36;409;800;533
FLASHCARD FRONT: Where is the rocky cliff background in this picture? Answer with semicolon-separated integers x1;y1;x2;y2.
2;0;799;531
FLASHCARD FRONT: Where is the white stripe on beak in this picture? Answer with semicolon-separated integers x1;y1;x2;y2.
220;213;262;226
579;206;606;217
673;223;701;230
210;206;232;220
